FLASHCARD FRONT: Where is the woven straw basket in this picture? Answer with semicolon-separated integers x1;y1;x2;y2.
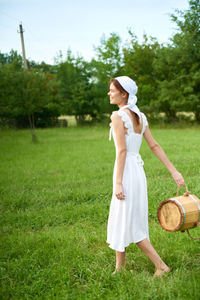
157;186;200;239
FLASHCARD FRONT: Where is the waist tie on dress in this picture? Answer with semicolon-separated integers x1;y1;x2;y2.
126;152;144;166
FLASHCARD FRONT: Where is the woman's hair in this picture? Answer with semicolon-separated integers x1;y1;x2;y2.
109;78;129;99
109;78;140;125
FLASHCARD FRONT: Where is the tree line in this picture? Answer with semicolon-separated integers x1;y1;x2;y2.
0;0;199;131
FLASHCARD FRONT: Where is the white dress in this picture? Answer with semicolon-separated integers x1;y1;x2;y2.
107;107;150;252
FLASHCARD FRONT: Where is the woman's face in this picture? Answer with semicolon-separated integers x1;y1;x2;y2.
108;83;126;106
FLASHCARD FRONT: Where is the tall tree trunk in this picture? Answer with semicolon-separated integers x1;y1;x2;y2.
195;111;200;123
165;109;177;123
75;115;86;126
28;114;37;143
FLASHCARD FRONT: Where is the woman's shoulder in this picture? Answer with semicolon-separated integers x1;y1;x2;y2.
111;110;130;123
110;110;121;120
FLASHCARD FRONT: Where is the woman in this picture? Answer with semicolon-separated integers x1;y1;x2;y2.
106;76;185;277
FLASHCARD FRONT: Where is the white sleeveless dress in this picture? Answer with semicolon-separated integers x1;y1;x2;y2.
107;107;150;252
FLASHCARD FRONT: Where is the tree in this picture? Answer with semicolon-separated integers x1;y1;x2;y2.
172;0;200;121
91;33;123;114
57;50;99;125
155;0;200;122
0;49;22;68
0;62;61;141
28;60;57;74
123;32;160;114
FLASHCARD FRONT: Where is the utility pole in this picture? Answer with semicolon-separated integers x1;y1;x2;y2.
19;23;28;69
18;23;37;143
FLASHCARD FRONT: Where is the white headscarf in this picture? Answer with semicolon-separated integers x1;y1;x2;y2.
115;76;141;122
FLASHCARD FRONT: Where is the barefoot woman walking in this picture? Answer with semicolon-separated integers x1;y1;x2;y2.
107;76;185;276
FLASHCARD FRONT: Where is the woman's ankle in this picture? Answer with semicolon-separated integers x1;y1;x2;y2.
115;263;126;270
156;264;170;272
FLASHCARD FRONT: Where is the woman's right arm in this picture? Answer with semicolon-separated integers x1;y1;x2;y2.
143;126;185;187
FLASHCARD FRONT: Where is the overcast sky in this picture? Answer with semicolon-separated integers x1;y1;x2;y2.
0;0;189;64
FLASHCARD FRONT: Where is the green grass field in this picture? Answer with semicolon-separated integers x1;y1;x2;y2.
0;126;200;300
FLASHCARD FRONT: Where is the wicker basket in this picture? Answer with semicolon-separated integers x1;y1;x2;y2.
157;186;200;239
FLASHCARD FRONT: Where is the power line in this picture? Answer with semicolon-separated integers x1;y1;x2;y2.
0;9;21;23
0;10;56;64
0;22;17;31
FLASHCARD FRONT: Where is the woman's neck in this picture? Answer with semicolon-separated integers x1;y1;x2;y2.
118;103;128;110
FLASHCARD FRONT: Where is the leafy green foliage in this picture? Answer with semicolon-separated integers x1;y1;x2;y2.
0;62;61;129
57;50;100;124
0;0;200;125
123;32;160;114
0;49;22;69
155;0;200;121
92;33;123;114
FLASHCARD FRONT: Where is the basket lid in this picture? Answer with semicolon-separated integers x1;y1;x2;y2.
157;200;183;232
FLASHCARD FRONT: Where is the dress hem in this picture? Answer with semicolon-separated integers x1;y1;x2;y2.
107;235;150;252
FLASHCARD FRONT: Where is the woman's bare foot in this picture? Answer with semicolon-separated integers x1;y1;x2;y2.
112;269;118;275
153;266;170;278
112;266;125;275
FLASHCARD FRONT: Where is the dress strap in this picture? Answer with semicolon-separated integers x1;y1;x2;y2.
119;106;143;124
119;105;142;123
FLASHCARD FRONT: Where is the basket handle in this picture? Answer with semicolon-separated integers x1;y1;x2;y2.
186;229;200;240
176;184;189;197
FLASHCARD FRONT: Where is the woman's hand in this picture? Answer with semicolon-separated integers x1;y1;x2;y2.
171;170;185;187
115;183;125;200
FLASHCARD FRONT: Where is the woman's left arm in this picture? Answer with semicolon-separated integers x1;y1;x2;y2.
111;112;127;200
143;126;185;187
